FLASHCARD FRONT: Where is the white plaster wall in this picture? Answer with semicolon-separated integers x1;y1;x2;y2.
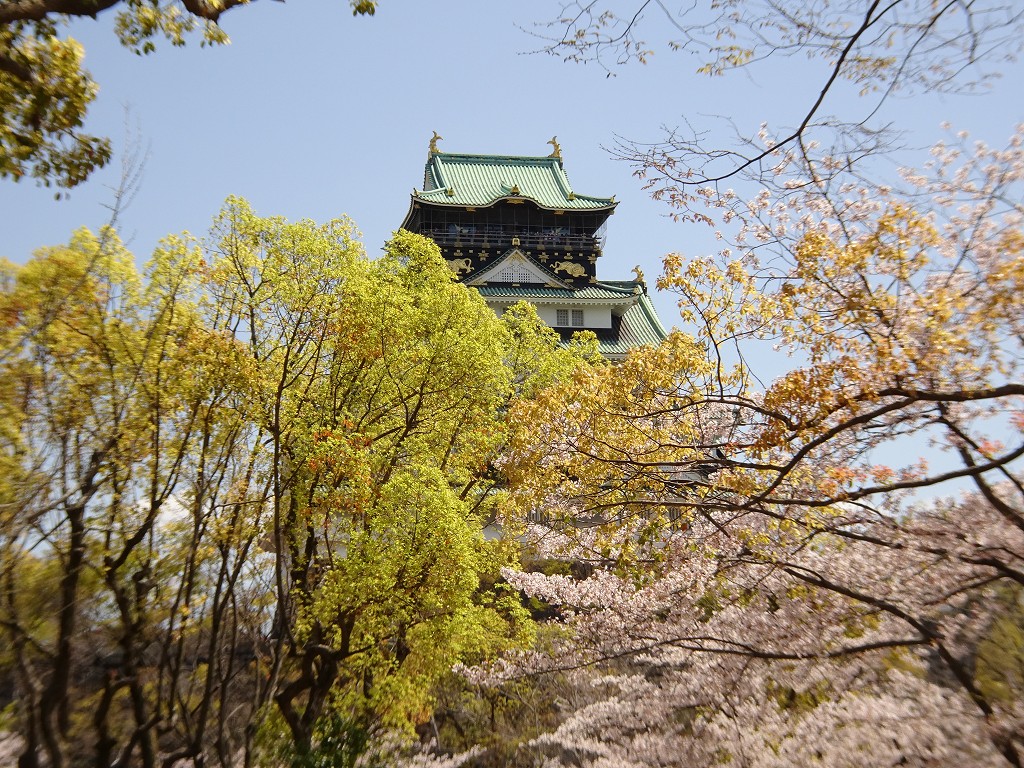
488;301;614;329
536;305;612;329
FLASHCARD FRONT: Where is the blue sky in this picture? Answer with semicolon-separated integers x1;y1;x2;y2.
1;0;1022;330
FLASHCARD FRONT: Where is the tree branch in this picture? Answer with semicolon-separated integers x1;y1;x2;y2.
0;0;120;23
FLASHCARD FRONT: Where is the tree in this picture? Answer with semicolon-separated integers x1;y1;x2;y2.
0;220;278;768
200;206;536;756
413;4;1024;767
470;128;1024;766
0;200;588;767
0;0;378;189
535;0;1023;223
484;516;1019;768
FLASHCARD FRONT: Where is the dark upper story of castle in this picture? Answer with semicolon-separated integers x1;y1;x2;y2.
399;136;616;288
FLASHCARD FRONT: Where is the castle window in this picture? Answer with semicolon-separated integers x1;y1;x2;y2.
556;309;585;327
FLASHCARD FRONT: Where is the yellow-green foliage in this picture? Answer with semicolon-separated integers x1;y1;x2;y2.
277;226;547;734
0;200;585;763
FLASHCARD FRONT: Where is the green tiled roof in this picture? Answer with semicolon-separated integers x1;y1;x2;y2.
476;282;643;301
602;293;670;357
415;152;616;211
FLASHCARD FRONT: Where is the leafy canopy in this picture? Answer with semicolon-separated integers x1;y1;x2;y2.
0;198;593;766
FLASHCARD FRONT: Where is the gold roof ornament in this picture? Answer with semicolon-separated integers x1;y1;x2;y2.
632;265;646;285
429;131;444;154
547;135;562;159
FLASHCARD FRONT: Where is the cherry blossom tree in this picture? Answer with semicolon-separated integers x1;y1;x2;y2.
459;127;1024;767
426;5;1024;766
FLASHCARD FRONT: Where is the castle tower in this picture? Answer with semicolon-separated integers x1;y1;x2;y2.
400;135;667;360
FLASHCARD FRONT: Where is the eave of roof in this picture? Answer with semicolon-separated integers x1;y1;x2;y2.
475;281;649;304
